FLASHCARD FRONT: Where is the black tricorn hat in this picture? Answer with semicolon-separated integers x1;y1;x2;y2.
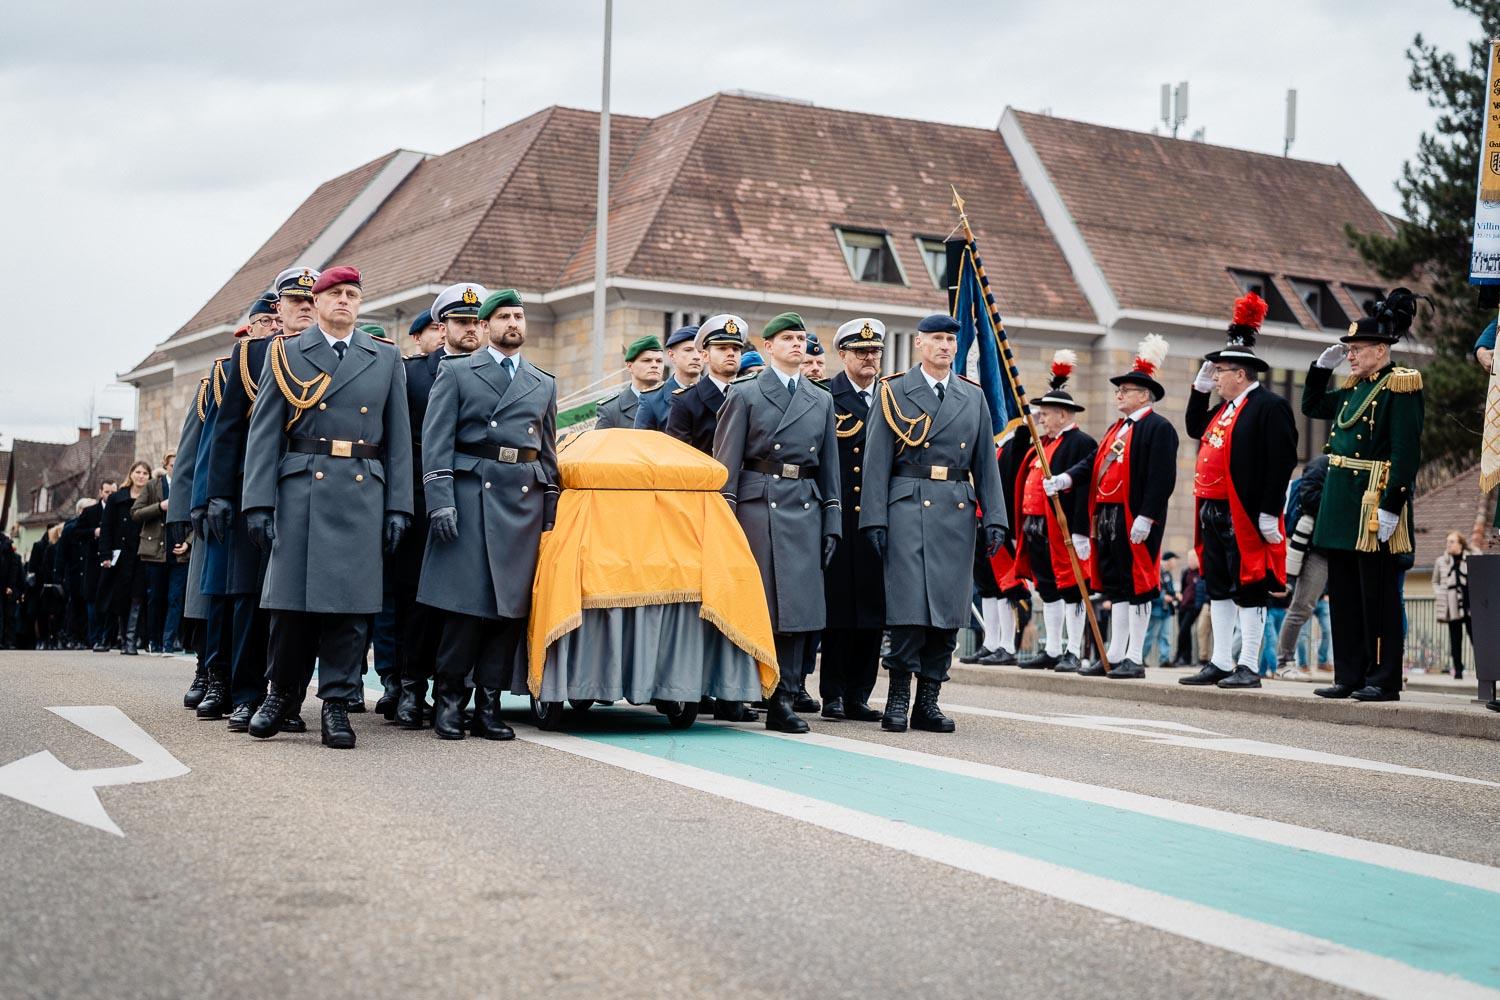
1035;349;1085;412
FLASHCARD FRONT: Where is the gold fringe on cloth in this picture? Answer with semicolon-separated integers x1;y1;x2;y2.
527;429;779;698
1345;457;1412;554
1483;366;1500;494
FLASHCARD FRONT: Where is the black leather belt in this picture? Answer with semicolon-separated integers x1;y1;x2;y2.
457;442;540;463
744;459;818;479
289;437;381;459
894;463;956;481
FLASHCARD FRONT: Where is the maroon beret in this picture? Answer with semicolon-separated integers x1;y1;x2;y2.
311;265;361;294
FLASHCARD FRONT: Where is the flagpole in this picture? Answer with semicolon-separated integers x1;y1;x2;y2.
951;186;1110;671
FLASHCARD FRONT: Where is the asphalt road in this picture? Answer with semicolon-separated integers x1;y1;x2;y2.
2;649;1498;1000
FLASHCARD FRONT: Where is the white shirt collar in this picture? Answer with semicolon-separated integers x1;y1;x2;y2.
323;329;352;349
1125;404;1152;423
487;346;521;369
919;366;950;393
1225;382;1259;410
1058;422;1077;435
770;366;798;391
708;374;732;393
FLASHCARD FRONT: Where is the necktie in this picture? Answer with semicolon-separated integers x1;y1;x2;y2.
858;390;870;407
935;381;945;404
498;355;514;394
332;341;347;365
786;377;797;401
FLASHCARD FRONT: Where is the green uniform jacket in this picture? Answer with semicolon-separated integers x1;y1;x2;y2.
1300;361;1422;552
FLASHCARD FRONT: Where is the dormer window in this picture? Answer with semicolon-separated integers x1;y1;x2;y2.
1228;269;1299;324
836;228;907;286
1288;278;1350;329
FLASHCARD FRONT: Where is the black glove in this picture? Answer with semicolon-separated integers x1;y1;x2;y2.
543;521;555;532
205;497;234;544
245;508;275;552
189;505;206;540
384;512;409;555
863;526;887;562
985;524;1006;557
429;506;459;543
167;522;188;549
822;534;839;569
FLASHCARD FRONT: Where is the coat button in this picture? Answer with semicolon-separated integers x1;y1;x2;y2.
485;482;492;489
318;402;327;410
960;442;966;449
774;444;782;451
923;500;931;507
355;474;364;482
854;505;860;513
527;427;534;435
315;472;324;480
958;502;965;509
810;446;816;452
853;466;860;473
360;406;368;414
853;447;860;454
522;485;530;493
854;486;860;493
772;474;780;481
803;502;811;509
770;502;778;509
923;442;930;449
491;421;497;427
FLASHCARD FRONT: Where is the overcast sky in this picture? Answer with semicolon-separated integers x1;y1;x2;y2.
0;0;1478;446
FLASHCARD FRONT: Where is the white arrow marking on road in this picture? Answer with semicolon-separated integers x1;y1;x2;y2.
934;705;1500;789
0;707;190;836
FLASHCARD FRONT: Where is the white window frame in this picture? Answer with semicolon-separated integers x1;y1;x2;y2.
834;227;910;287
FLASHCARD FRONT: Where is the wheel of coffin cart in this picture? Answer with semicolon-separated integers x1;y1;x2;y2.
530;697;566;731
653;699;699;729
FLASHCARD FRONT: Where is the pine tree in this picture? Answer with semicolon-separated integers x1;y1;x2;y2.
1349;0;1500;478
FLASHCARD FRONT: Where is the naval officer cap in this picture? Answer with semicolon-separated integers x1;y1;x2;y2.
408;309;436;338
477;288;524;321
274;265;321;299
665;325;700;349
917;314;961;334
834;317;886;350
431;282;490;324
694;314;749;351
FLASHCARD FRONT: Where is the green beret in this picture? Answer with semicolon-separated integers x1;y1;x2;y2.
624;335;663;361
762;311;806;340
478;288;524;321
358;324;386;337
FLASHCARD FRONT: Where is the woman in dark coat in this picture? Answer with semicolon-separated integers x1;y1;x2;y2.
96;462;150;652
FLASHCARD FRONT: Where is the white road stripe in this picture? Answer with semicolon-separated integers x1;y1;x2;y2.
519;727;1498;1000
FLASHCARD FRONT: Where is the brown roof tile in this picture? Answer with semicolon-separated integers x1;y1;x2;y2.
1413;466;1490;568
171;151;400;338
1012;111;1394;324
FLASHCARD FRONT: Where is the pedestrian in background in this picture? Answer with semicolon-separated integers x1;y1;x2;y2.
99;461;150;653
132;455;173;655
1145;552;1179;666
1275;454;1329;680
1174;551;1201;665
0;533;21;647
1433;529;1478;680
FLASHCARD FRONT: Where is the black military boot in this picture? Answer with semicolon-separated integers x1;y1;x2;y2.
120;606;141;656
844;689;883;722
432;678;467;740
183;665;208;709
395;677;427;730
471;687;515;740
226;701;257;732
249;685;295;739
195;673;230;719
793;683;821;714
321;700;356;749
912;677;956;733
281;698;309;733
376;672;401;720
765;689;810;734
881;671;912;732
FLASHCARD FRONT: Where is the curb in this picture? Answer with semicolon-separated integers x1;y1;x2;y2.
948;664;1500;742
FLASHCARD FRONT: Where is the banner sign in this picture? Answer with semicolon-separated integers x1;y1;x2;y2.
1469;40;1500;285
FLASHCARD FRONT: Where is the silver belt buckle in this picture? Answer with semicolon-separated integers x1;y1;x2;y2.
330;439;353;458
498;446;519;463
782;463;800;479
930;465;949;481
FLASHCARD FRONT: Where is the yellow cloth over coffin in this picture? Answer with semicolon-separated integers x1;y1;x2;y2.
528;428;778;697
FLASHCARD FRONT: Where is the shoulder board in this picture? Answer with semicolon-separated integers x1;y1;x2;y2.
672;385;690;395
1387;367;1423;393
808;378;831;392
956;373;981;387
529;363;555;378
274;332;295;340
732;373;758;384
368;334;394;345
641;382;668;394
599;393;620;406
878;372;902;383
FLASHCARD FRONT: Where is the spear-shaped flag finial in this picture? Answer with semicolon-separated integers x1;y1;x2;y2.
951;184;966;222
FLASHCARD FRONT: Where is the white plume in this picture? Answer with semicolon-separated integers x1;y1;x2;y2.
1052;348;1078;368
1136;333;1169;369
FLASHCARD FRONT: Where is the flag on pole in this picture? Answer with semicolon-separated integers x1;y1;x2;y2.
951;238;1027;441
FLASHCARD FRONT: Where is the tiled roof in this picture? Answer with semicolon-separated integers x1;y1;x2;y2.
562;94;1095;320
1413;465;1490;569
170;151;401;338
3;440;65;530
1011;111;1395;324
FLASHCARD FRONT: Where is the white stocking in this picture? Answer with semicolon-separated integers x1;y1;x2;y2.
1125;603;1150;664
997;598;1017;654
1042;601;1065;657
1209;599;1237;670
1064;602;1086;657
1107;602;1129;664
1237;604;1267;671
981;598;1002;651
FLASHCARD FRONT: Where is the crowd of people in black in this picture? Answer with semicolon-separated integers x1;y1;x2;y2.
0;455;187;655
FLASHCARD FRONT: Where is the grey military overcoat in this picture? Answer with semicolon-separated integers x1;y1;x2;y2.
858;367;1006;629
592;389;638;430
418;351;559;620
169;383;210;620
713;368;841;634
242;325;413;614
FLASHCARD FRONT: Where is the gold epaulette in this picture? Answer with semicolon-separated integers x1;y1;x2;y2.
195;377;211;422
835;410;863;439
210;357;230;408
642;382;668;394
268;336;332;431
672;385;689;395
1387;367;1422;393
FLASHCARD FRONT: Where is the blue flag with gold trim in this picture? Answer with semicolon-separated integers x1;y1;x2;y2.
952;240;1027;441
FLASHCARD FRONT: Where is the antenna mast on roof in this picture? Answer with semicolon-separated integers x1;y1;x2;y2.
1283;89;1297;157
1160;81;1188;138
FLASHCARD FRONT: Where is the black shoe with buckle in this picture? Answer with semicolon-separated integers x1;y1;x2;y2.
321;700;356;749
